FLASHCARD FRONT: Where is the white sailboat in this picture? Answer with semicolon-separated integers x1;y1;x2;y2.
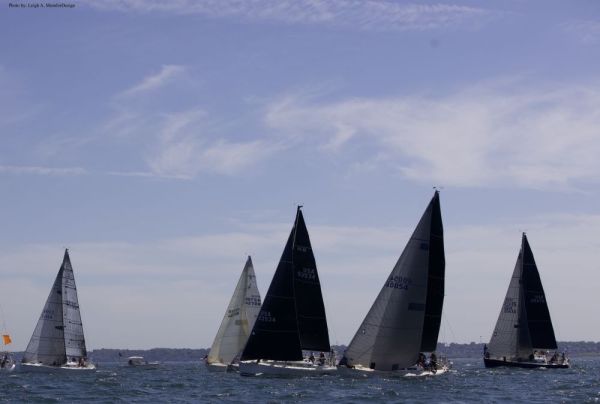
21;249;95;372
339;191;449;376
239;207;336;376
127;356;160;368
205;256;262;372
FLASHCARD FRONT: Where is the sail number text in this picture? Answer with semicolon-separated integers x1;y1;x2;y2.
503;298;517;313
297;267;317;281
386;276;412;290
258;310;276;323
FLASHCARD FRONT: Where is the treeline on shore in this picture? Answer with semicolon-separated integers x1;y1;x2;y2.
7;342;600;363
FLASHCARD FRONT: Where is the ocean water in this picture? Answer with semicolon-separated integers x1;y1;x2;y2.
1;358;599;403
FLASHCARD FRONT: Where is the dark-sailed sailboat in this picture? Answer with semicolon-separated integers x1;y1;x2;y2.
484;233;569;369
21;249;95;371
239;206;335;376
339;191;449;375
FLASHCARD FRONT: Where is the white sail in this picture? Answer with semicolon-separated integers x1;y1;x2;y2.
344;200;434;371
207;256;261;365
23;250;88;366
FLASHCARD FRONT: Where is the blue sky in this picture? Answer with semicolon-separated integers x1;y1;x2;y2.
1;0;599;350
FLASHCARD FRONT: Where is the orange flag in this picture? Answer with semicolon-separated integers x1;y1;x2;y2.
2;334;11;345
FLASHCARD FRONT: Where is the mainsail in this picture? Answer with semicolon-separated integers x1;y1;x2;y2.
23;250;88;365
487;234;557;359
207;256;262;365
241;206;330;361
344;191;445;371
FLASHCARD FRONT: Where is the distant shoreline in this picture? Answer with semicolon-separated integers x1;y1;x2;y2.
5;342;600;362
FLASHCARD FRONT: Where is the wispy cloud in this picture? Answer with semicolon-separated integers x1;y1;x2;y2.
265;82;600;189
0;165;87;176
146;108;280;178
87;0;494;31
561;19;600;44
117;64;186;98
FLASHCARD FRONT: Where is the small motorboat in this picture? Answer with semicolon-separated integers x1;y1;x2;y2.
127;356;160;368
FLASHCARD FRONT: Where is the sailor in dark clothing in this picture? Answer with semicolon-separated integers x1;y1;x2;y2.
417;352;426;368
429;352;438;373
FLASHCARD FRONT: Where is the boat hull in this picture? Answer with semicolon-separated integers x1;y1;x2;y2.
0;363;16;373
483;358;569;369
338;363;450;377
240;361;337;377
128;363;159;369
21;362;96;372
205;362;228;372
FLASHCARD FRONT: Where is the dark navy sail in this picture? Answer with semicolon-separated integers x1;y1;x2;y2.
420;191;445;352
521;235;557;350
241;230;301;361
241;207;330;361
485;233;567;368
293;209;330;351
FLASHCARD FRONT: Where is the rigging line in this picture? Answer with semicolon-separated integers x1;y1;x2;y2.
441;307;457;344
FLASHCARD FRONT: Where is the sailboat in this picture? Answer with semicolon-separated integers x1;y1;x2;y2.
339;191;449;376
239;206;335;376
21;249;95;371
484;233;569;369
205;256;262;372
0;305;16;372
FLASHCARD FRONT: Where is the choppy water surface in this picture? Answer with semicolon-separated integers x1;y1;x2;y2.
1;358;599;403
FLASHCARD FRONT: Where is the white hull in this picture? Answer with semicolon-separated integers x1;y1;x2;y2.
404;365;450;377
240;360;337;377
338;364;450;378
0;363;16;373
205;362;229;372
21;362;96;372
